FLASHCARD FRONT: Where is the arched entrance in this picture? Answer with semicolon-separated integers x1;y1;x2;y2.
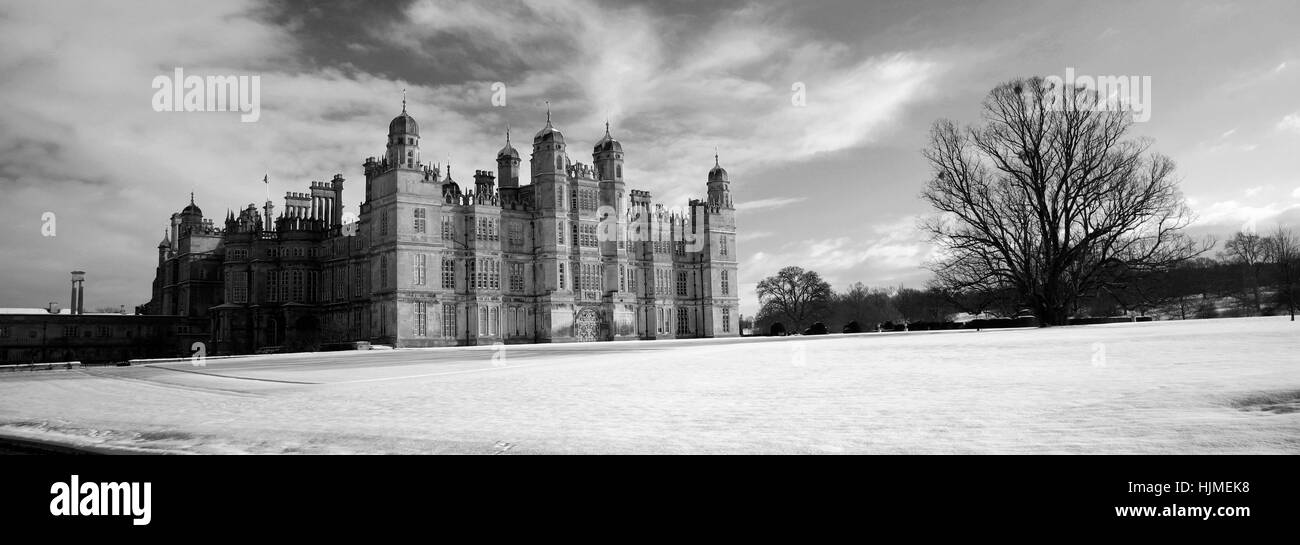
574;307;600;341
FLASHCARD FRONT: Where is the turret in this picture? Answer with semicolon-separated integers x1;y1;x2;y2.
386;93;420;169
707;152;733;209
496;127;521;189
531;107;567;182
157;231;171;264
593;121;623;182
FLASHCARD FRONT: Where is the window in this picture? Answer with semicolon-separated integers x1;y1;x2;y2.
619;265;626;292
0;326;8;338
289;270;302;302
509;222;522;246
571;221;579;246
353;264;363;296
63;326;77;337
616;165;622;179
414;254;427;286
233;271;249;303
491;260;500;290
490;307;499;336
556;155;564;170
414;301;427;336
379;256;388;289
441;216;453;240
657;308;665;334
442;304;457;338
469;259;477;289
676;271;687;297
97;326;111;338
557;222;565;245
267;269;279;302
557;186;564;207
677;307;689;335
380;209;389;236
722;308;731;333
558;263;566;290
720;236;727;256
579;224;597;247
480;307;489;336
414;208;426;234
335;266;345;300
721;270;729;295
442;256;455;289
510;262;524;292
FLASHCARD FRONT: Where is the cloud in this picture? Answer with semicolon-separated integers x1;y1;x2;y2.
1192;199;1300;229
735;197;806;213
1278;112;1300;133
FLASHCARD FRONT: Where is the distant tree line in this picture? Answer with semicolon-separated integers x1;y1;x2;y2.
752;226;1298;335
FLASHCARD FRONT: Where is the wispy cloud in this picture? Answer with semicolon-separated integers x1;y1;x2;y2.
1278;112;1300;134
735;197;807;213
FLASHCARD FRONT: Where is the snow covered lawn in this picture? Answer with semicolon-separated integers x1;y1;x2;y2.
0;317;1296;454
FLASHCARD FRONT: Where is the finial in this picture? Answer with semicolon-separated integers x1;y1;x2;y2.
190;191;195;205
401;88;407;113
545;100;552;127
714;146;720;168
605;119;610;137
506;123;511;146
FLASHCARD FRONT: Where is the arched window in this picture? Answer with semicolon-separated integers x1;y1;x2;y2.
616;165;622;179
556;155;564;170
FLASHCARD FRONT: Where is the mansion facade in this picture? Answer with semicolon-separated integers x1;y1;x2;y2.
146;104;739;353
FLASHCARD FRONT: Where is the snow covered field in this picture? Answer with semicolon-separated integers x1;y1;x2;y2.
0;317;1296;454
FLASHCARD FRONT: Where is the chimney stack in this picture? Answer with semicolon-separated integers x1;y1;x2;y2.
70;271;85;315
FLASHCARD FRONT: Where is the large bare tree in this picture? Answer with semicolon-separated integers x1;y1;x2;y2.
756;266;832;333
921;77;1209;325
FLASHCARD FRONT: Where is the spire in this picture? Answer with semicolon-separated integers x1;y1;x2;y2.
506;123;511;147
190;192;195;205
715;146;720;168
605;119;611;137
545;100;552;127
401;88;407;114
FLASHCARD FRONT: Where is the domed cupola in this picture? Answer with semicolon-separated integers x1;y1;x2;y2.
708;154;729;183
534;106;564;145
593;122;622;154
386;92;420;168
389;98;419;137
181;192;203;218
497;126;522;189
707;151;732;209
592;121;624;182
497;126;520;160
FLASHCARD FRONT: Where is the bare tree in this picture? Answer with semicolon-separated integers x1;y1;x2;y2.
1264;226;1299;321
756;266;832;333
829;282;900;329
920;77;1209;326
1220;230;1267;314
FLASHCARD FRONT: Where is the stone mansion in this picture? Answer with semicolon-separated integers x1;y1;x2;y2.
145;103;739;353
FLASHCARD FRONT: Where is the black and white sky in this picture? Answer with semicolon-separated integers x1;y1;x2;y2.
2;0;1299;316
